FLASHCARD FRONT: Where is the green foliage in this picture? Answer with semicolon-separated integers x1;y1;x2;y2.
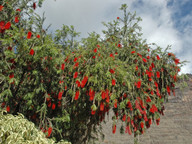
0;110;71;144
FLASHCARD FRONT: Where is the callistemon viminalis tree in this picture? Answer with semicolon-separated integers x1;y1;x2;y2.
0;1;184;144
61;4;183;143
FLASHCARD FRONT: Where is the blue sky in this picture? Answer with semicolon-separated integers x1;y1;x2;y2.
36;0;192;74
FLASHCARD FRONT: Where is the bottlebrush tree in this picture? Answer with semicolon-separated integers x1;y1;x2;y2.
0;1;184;144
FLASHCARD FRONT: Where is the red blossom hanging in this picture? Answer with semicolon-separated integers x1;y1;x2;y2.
27;31;32;39
61;63;65;70
74;90;80;100
73;72;78;79
29;49;34;55
156;71;160;78
81;76;88;88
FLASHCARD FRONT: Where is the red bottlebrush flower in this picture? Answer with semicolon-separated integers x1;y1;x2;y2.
151;62;155;68
91;109;96;115
150;104;158;114
15;16;19;23
27;31;32;39
81;76;88;88
149;66;152;71
6;106;10;112
122;114;126;121
4;22;11;29
117;17;119;19
76;80;81;87
9;73;14;79
127;101;133;111
47;127;52;137
97;44;100;48
73;72;78;79
74;90;80;100
143;58;147;63
65;86;67;90
146;96;151;102
93;48;97;53
123;93;127;98
136;80;141;88
109;69;115;74
135;100;143;114
117;43;122;48
167;85;170;95
89;88;95;101
131;51;135;54
110;53;114;59
100;102;104;111
148;118;152;125
101;91;106;99
112;79;116;86
16;8;21;12
29;49;34;55
156;55;160;60
151;90;154;95
114;100;117;108
36;34;40;38
58;91;63;100
135;65;138;71
33;2;36;10
140;122;144;129
127;126;132;135
74;57;78;62
92;56;96;59
154;82;158;87
74;62;79;69
61;63;65;70
52;103;56;110
47;101;51;107
174;58;180;65
147;56;150;59
147;48;150;52
156;118;160;125
112;124;116;134
156;71;160;78
0;5;3;11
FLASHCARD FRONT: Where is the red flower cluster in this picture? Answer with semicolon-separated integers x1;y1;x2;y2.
112;79;116;86
0;5;3;11
33;2;36;10
76;80;81;87
150;104;158;113
112;124;116;134
74;90;79;100
109;69;115;74
167;85;170;95
136;80;141;88
156;71;160;78
89;88;95;101
47;127;52;137
29;49;34;55
81;76;88;88
100;102;104;111
27;31;32;39
73;72;78;78
156;55;160;60
61;63;65;70
0;21;11;33
58;91;63;100
15;16;19;23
